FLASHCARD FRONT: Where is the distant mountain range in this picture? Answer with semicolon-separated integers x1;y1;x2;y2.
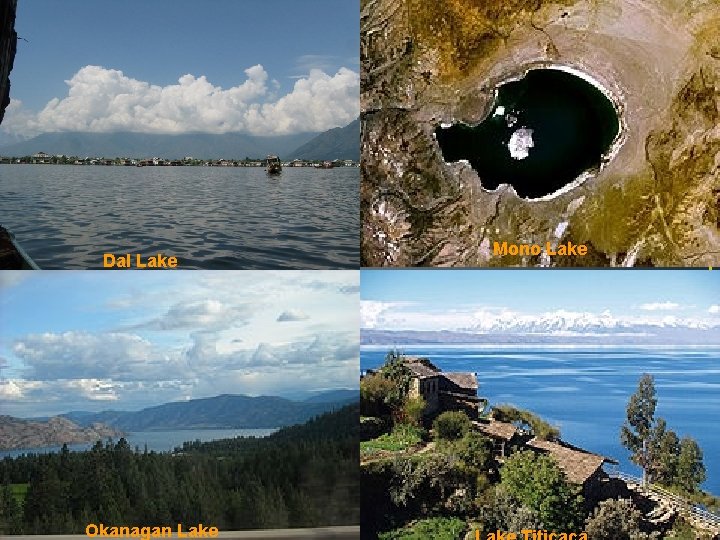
0;131;315;160
289;118;359;160
0;415;123;451
362;324;720;346
57;390;358;431
0;118;359;160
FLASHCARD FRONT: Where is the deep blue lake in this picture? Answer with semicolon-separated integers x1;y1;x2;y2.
0;428;277;458
435;68;620;199
0;164;358;269
361;345;720;494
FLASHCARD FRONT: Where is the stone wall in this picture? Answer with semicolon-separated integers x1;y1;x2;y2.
0;0;17;125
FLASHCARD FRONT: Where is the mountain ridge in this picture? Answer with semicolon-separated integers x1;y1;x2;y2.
0;118;360;160
0;415;123;451
289;118;359;160
362;327;720;346
55;391;358;431
0;131;318;160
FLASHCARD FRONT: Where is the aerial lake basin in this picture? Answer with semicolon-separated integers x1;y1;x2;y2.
435;68;620;199
0;164;359;269
361;345;720;494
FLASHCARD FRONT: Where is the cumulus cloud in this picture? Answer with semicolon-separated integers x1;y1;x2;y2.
138;299;252;331
640;302;681;311
0;379;24;399
1;271;359;416
360;301;414;329
2;64;359;137
12;331;180;381
277;309;310;322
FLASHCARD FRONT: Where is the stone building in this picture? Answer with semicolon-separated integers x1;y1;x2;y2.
527;438;618;502
474;418;526;459
404;357;482;419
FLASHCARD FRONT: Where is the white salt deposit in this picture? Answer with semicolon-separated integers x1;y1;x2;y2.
508;128;534;160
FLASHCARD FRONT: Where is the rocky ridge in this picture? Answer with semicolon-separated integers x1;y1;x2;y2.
0;415;124;451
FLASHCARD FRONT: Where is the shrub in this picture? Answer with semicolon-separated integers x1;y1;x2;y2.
500;451;583;531
433;411;471;441
585;498;652;540
360;374;397;417
402;396;426;427
379;516;466;540
492;405;560;440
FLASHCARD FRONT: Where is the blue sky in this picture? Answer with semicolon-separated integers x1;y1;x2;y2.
361;269;720;332
2;0;359;139
0;271;359;417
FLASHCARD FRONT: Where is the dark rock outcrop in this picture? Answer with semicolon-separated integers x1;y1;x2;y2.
0;0;17;125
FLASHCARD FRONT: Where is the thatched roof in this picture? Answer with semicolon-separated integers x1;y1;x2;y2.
527;438;612;485
405;361;440;379
474;420;518;441
443;372;478;390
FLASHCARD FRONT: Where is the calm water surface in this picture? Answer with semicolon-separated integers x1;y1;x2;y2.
0;427;277;458
0;165;358;269
361;346;720;493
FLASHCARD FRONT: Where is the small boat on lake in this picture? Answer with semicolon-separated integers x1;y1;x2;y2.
0;226;39;269
265;155;282;175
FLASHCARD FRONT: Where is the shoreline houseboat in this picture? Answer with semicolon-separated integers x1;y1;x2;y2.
265;155;282;174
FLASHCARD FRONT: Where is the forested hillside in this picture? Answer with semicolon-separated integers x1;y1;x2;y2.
0;404;359;534
61;393;354;431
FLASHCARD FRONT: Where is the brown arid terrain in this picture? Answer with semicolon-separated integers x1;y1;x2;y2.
0;415;124;451
361;0;720;266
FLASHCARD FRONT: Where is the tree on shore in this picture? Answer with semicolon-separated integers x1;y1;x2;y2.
676;437;706;493
621;374;706;492
621;374;658;486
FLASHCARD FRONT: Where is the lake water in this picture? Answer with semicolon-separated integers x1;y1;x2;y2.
0;165;358;269
0;427;277;458
361;346;720;494
435;69;620;199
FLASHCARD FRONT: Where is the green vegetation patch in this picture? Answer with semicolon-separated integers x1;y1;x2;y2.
379;516;467;540
10;483;28;504
361;424;424;456
492;404;560;440
433;410;472;441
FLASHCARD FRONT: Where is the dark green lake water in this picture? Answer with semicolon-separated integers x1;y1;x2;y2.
435;68;620;199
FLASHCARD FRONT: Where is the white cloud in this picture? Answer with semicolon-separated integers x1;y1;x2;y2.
277;309;310;322
139;299;251;331
0;379;24;399
2;64;359;137
12;331;179;381
360;301;409;329
640;302;681;311
1;271;359;415
709;305;720;314
59;378;119;401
